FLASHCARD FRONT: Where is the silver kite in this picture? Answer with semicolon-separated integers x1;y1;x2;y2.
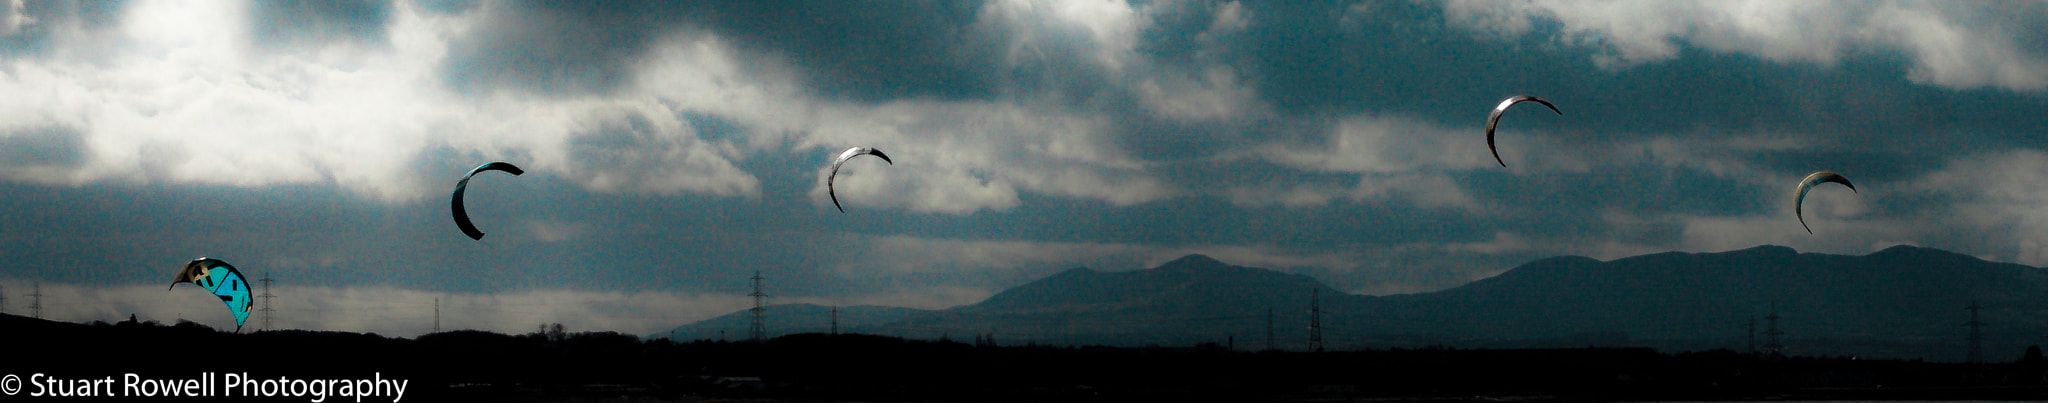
828;147;893;213
1485;95;1562;167
1793;170;1856;234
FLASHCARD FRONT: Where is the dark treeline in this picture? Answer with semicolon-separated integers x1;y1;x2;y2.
5;314;2048;402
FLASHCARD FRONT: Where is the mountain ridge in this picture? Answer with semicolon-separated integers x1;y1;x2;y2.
666;245;2048;361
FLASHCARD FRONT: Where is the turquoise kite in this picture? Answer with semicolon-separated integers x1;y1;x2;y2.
451;162;525;240
1794;170;1857;234
169;257;253;332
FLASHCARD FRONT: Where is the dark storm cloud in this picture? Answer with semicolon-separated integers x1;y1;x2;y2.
685;0;992;102
1223;1;2047;151
248;0;393;49
0;126;85;170
437;0;992;100
439;1;688;96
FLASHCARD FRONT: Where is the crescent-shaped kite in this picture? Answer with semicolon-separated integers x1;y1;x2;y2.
451;162;525;240
827;147;893;213
1793;170;1856;234
1484;95;1562;167
169;257;254;332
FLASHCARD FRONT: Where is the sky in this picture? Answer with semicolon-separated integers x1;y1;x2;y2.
1;0;2046;337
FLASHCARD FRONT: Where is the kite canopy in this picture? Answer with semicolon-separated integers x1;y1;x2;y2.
451;162;525;240
1484;95;1562;167
1793;170;1857;234
169;257;253;332
827;147;893;213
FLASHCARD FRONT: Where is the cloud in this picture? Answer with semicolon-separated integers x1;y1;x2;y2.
1135;66;1259;122
556;105;760;197
1439;0;2048;91
0;1;768;202
800;101;1171;214
1626;135;1801;181
247;0;393;50
1260;114;1511;174
1905;150;2048;265
2;0;33;37
1244;114;1533;209
0;0;1332;213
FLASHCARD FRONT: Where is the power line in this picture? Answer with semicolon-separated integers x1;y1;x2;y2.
1266;307;1274;351
1965;301;1984;364
1308;288;1323;353
830;306;839;335
29;281;42;319
259;274;276;331
1;284;7;315
434;297;441;334
749;270;766;343
1763;302;1784;358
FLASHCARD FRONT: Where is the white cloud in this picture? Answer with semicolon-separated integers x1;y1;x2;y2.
978;0;1143;77
1440;0;2048;91
1247;114;1560;209
1349;172;1478;209
0;0;766;202
522;219;588;243
1625;135;1801;182
800;101;1170;214
1905;150;2048;265
0;0;1201;213
0;0;1187;212
1;0;32;37
1223;182;1348;208
1261;115;1515;174
1135;66;1258;122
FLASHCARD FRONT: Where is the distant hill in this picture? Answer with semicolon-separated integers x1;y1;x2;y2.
875;254;1344;347
652;303;928;341
1363;245;2048;359
663;245;2048;361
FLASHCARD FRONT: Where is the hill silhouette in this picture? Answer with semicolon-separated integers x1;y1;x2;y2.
11;312;2048;401
874;254;1344;347
1363;244;2048;359
668;245;2048;361
654;303;928;341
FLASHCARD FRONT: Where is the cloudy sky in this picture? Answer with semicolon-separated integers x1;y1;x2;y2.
1;0;2045;336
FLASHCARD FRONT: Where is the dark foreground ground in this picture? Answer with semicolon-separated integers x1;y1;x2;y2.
3;315;2046;402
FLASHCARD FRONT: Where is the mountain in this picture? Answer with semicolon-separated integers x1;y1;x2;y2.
1365;245;2048;359
652;303;929;341
666;245;2048;361
876;254;1345;347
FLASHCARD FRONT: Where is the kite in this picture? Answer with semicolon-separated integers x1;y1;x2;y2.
827;147;893;213
1793;170;1857;234
169;257;253;332
451;162;525;240
1484;95;1562;167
